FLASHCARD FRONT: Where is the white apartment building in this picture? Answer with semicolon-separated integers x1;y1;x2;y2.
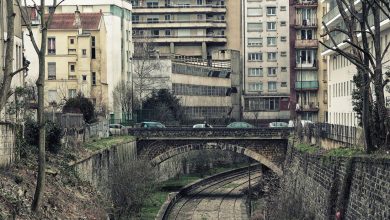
322;0;390;126
243;0;290;122
23;0;133;119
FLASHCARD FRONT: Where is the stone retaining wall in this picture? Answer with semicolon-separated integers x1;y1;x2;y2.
0;123;16;167
275;144;390;220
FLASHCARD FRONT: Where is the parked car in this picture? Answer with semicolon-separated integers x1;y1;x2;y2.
109;124;127;136
288;120;313;127
193;123;213;128
140;121;166;128
269;122;289;128
227;122;254;128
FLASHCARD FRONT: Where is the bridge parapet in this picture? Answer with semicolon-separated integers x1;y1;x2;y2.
128;127;292;140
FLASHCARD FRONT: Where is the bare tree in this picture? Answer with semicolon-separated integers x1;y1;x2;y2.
132;40;169;109
321;0;390;151
113;81;136;121
17;0;64;211
0;0;30;112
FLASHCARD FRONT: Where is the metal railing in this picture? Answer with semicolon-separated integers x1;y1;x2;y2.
133;4;226;9
134;19;226;24
295;81;319;90
316;123;359;146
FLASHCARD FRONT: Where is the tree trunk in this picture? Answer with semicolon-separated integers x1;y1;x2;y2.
31;0;47;211
0;0;15;111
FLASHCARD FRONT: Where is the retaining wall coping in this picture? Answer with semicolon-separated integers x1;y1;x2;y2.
68;140;136;167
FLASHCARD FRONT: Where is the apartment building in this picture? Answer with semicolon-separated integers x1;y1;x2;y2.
322;0;390;126
0;0;25;121
130;0;241;58
290;0;327;122
23;0;132;119
242;0;290;123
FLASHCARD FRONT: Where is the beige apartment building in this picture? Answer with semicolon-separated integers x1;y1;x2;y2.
242;0;290;122
130;0;241;58
0;0;25;121
290;0;328;122
29;12;109;112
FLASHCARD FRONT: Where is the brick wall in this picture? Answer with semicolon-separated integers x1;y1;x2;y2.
0;123;16;167
274;144;390;220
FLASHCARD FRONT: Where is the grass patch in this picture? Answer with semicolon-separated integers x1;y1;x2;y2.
83;136;135;151
325;148;363;157
295;143;319;154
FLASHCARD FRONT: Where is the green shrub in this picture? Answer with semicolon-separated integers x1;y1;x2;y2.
63;93;96;123
24;120;64;154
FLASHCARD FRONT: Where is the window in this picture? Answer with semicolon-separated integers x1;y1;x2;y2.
281;82;287;87
281;51;287;57
151;29;159;36
82;75;87;81
197;0;203;5
247;8;262;16
248;23;263;32
132;15;139;22
267;37;276;46
245;97;280;111
248;68;263;77
165;14;171;21
48;90;57;103
281;36;287;41
281;67;287;72
165;29;171;36
268;81;277;91
147;1;158;8
280;21;286;26
70;38;75;44
249;82;263;92
296;49;317;65
280;6;286;11
82;49;87;56
48;37;56;54
92;72;96;85
248;38;262;46
267;52;277;61
48;62;56;80
68;89;77;98
91;36;96;59
266;7;276;16
267;22;276;31
248;53;262;61
268;67;277;76
300;29;313;40
69;63;75;73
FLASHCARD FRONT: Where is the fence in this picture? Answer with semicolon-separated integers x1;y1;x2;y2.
45;112;84;129
0;122;16;167
302;122;363;148
84;120;109;140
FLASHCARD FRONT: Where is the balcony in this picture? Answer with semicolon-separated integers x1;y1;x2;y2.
133;4;226;14
133;35;227;43
133;19;226;28
295;60;318;70
296;102;319;112
293;0;318;8
294;17;318;28
295;81;319;90
295;39;318;48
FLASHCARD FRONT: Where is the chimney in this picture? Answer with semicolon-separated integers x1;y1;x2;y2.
73;6;82;34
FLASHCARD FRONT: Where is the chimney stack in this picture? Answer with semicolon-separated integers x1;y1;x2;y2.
73;5;82;34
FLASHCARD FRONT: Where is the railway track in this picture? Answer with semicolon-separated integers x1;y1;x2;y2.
166;167;262;220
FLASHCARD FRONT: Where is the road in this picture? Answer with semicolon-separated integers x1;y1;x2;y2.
166;168;262;220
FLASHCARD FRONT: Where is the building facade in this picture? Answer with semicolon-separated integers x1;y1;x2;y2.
242;0;290;123
322;0;390;126
130;0;239;58
290;0;327;122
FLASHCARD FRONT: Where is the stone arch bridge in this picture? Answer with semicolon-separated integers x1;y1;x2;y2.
128;128;291;176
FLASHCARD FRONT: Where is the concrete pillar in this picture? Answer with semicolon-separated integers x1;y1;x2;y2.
170;42;175;54
202;42;207;59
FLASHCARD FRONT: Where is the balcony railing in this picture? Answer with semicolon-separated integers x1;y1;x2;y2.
296;102;320;112
295;39;319;48
133;19;226;24
133;34;226;39
133;4;226;9
295;81;319;90
295;17;318;27
293;0;318;7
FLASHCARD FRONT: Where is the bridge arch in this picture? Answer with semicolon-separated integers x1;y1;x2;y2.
149;142;283;176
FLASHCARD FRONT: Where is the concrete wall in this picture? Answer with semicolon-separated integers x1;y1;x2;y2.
275;145;390;220
72;141;137;195
0;123;16;167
